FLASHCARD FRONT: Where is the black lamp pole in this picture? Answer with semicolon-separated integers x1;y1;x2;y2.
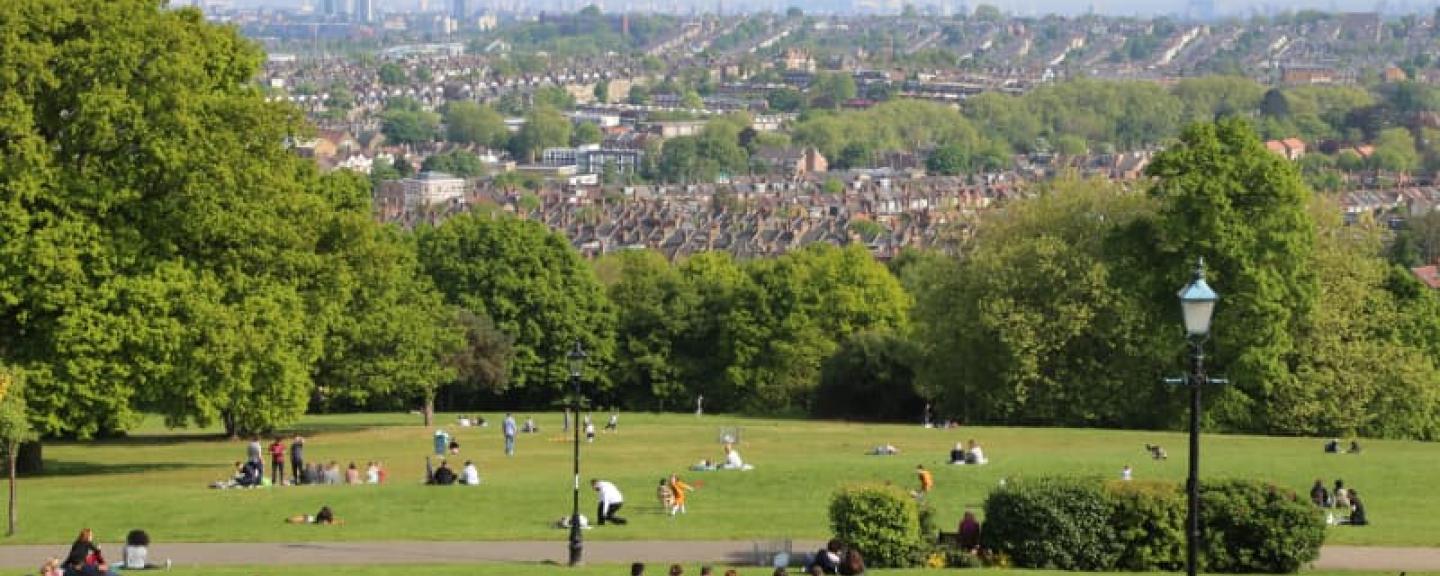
1170;258;1222;576
567;342;586;567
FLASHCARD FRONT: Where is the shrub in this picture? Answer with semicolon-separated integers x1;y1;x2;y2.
980;477;1120;570
1199;479;1325;573
980;477;1324;574
829;483;922;567
1107;480;1185;571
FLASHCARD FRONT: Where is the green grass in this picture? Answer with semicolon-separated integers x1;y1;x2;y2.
12;413;1438;546
114;566;1440;576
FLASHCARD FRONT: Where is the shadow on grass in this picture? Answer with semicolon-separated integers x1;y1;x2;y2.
36;460;209;477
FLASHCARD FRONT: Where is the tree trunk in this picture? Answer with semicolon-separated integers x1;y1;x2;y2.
423;395;435;427
222;411;239;439
15;442;40;475
8;441;17;536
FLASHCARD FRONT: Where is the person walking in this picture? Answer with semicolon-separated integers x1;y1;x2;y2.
916;464;933;498
592;478;627;525
268;437;286;486
289;435;306;485
503;413;517;456
696;395;704;417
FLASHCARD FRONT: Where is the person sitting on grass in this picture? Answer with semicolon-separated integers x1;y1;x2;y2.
461;460;481;485
432;461;458;485
807;539;843;574
964;440;987;465
1310;479;1330;507
1344;490;1368;526
630;562;645;576
345;462;361;485
721;444;753;470
868;444;899;455
120;529;162;570
949;442;967;464
39;557;62;576
958;510;982;552
522;416;537;433
285;505;343;525
1333;479;1350;509
365;462;380;484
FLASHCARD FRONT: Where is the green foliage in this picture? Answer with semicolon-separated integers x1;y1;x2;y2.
377;62;406;85
0;371;36;448
572;122;603;146
422;150;487;177
914;179;1172;427
1198;480;1325;573
443;101;508;149
982;477;1322;573
1106;481;1185;571
1146;119;1317;432
814;331;921;421
509;106;571;164
981;477;1120;570
604;250;695;411
829;483;922;568
810;72;857;108
382;106;440;145
417;214;615;402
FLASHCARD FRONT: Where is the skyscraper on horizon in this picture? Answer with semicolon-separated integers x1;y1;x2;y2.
453;0;469;18
355;0;374;22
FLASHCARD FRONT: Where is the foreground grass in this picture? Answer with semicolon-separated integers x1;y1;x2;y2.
13;413;1437;546
147;566;1440;576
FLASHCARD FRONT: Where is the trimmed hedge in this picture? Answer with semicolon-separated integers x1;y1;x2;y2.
981;477;1323;574
829;483;923;567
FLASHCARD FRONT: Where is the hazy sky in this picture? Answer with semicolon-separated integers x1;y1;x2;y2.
219;0;1407;17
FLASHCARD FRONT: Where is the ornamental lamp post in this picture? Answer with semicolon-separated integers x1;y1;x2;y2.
567;341;587;567
1176;258;1220;576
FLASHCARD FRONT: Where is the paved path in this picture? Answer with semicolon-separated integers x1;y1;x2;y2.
0;541;1435;571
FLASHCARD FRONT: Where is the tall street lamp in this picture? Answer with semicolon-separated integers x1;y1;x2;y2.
567;341;587;567
1174;258;1222;576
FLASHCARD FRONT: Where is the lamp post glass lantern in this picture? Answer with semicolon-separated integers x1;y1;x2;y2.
567;342;587;566
1177;258;1218;576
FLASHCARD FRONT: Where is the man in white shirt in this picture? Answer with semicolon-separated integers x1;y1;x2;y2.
461;460;481;485
591;479;627;525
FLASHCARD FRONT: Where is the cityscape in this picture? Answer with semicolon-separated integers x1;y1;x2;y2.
1;1;1439;575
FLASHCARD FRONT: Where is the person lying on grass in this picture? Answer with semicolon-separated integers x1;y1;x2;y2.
286;505;343;525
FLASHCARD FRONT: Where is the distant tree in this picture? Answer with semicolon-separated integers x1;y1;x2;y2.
767;88;806;112
593;80;610;103
444;101;508;149
532;86;576;110
823;177;845;194
378;62;407;85
606;250;696;411
972;3;1003;20
926;143;972;175
681;89;704;110
572;122;604;146
510;106;572;163
1260;88;1291;118
422;149;487;177
628;84;651;105
815;331;922;421
810;72;857;109
382;108;440;146
447;309;514;398
1373;127;1420;173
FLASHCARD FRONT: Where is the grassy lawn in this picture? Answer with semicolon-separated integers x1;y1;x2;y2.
136;566;1440;576
11;413;1436;546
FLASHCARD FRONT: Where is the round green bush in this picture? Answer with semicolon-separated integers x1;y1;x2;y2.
1199;479;1325;573
980;477;1121;570
829;483;923;567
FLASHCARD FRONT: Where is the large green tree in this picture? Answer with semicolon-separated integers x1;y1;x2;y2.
509;106;571;163
417;214;614;404
1143;119;1317;431
444;101;508;149
604;250;696;411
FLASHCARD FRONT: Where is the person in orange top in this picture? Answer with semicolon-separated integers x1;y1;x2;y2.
668;473;695;516
916;464;934;496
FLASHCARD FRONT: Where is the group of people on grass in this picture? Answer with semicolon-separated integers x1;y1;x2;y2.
426;457;481;485
1310;478;1368;525
948;440;987;465
43;528;165;576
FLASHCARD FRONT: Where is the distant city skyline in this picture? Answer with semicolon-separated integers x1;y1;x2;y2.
215;0;1431;17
